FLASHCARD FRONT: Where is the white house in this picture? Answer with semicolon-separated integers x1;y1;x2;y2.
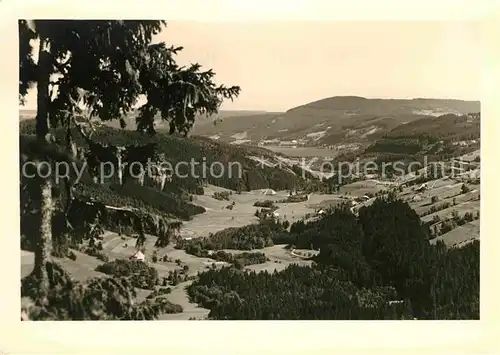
130;250;145;262
262;189;277;196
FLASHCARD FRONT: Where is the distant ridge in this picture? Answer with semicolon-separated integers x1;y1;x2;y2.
288;96;479;112
19;96;480;149
190;96;479;146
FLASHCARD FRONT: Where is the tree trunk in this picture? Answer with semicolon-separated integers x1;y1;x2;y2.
32;176;53;293
31;37;53;294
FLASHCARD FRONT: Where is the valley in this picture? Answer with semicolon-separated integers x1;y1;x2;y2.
19;94;481;321
21;140;481;319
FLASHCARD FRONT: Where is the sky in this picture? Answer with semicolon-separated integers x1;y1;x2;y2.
21;21;481;112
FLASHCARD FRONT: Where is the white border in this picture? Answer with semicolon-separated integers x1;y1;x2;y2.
1;1;499;354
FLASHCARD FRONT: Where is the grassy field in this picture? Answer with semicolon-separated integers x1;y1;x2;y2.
21;250;105;282
179;185;341;238
420;200;480;223
338;180;391;197
430;220;480;247
411;188;479;217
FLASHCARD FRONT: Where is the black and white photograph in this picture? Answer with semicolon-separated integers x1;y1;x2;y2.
17;17;482;324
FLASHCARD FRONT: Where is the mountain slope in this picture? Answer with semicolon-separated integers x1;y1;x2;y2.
362;113;480;160
188;96;480;147
19;120;312;220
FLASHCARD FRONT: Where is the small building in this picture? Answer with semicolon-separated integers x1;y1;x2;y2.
262;189;277;196
317;209;326;215
130;250;145;262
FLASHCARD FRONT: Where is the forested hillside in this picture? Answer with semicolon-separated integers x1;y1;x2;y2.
186;197;479;320
20;119;310;196
362;113;480;162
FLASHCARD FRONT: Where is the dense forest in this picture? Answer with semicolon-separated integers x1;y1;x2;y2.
186;197;479;320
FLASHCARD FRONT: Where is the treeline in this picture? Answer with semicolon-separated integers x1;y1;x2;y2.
187;197;479;320
177;219;291;252
183;249;267;269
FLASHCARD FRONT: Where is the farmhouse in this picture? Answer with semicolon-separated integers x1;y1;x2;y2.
262;188;277;196
130;250;145;262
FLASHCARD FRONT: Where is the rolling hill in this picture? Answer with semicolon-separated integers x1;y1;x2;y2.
189;96;480;147
19;96;480;164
